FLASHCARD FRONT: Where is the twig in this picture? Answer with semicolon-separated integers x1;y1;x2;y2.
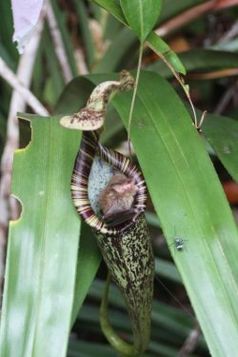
156;0;216;37
127;43;143;156
179;325;201;357
0;16;47;303
46;1;73;83
219;19;238;43
0;58;49;115
187;68;238;80
156;0;238;38
149;47;198;128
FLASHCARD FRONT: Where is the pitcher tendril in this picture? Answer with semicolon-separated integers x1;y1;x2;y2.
150;47;203;131
60;70;134;131
127;43;144;157
100;273;138;357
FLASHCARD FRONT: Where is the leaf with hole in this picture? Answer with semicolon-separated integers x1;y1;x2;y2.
0;114;100;356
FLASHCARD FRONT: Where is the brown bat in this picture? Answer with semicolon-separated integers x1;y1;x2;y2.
99;173;138;225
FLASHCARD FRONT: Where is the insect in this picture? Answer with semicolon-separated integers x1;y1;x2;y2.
173;237;187;251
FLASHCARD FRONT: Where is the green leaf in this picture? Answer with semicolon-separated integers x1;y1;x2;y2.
147;32;186;75
53;71;238;355
93;0;205;28
112;71;238;356
71;222;101;325
93;0;127;24
120;0;162;42
203;114;238;182
0;114;82;356
94;0;186;75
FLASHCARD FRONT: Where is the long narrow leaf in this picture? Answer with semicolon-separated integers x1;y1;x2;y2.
55;71;238;355
0;114;81;356
146;32;186;74
112;71;238;356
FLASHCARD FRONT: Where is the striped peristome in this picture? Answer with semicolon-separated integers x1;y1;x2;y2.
71;131;147;235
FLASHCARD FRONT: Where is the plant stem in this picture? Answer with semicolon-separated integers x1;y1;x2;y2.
0;57;48;115
99;272;138;356
127;43;143;157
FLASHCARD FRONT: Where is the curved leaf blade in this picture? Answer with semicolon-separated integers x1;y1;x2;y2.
53;71;238;355
111;72;238;356
147;32;186;75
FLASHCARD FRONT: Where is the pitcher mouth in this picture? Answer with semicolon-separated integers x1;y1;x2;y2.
71;132;147;236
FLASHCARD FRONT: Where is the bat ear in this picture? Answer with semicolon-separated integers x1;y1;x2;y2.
60;107;104;131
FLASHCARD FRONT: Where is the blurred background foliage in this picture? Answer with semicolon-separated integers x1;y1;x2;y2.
1;0;238;356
